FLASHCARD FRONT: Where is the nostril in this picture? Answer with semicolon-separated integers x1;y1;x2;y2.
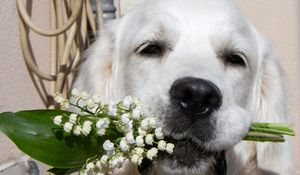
203;91;222;107
169;77;222;118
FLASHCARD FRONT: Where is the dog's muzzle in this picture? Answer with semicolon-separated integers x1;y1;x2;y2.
169;77;222;119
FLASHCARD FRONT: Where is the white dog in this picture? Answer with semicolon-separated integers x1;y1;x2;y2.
73;0;292;174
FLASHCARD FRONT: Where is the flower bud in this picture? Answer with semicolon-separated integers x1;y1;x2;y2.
158;140;167;151
80;91;89;100
122;96;133;109
166;143;175;154
121;113;130;125
138;127;147;136
96;129;106;136
141;118;149;130
86;99;95;109
132;108;141;120
120;138;129;152
155;127;164;139
53;115;63;125
63;122;73;133
73;125;82;136
69;113;78;124
145;134;154;145
131;154;142;165
126;132;136;144
103;140;114;151
86;162;95;170
136;136;145;147
146;148;158;160
71;88;80;98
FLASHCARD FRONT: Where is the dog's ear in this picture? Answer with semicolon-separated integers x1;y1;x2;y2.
73;21;121;100
254;36;289;123
254;35;293;174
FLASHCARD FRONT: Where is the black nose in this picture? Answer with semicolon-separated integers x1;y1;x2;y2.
170;77;222;118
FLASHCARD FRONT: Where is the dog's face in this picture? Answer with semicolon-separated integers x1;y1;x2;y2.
75;0;288;174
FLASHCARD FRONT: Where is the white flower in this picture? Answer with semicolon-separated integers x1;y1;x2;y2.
82;126;91;136
166;143;175;154
110;156;124;169
79;170;88;175
132;108;141;120
80;91;89;99
120;138;129;152
133;97;141;106
71;88;80;98
155;127;164;139
158;140;167;151
95;160;102;169
82;122;92;136
121;113;130;125
83;120;93;127
95;173;104;175
122;96;133;108
149;118;157;128
86;99;95;109
125;120;133;132
146;148;158;160
103;140;114;152
96;118;110;130
108;100;117;117
53;115;63;125
92;95;101;104
100;155;109;164
63;122;73;133
145;134;154;145
138;127;147;136
96;129;106;136
69;113;78;124
54;93;64;103
86;162;95;170
131;154;142;165
73;125;82;136
61;100;70;109
136;136;145;147
126;132;136;144
141;118;150;130
115;156;125;168
133;147;144;155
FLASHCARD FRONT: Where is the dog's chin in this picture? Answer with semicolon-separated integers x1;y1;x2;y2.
163;137;215;166
153;137;217;175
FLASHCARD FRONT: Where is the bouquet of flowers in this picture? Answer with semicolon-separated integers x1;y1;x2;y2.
0;89;294;175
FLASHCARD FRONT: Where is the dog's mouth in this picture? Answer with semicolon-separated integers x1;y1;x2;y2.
161;136;215;167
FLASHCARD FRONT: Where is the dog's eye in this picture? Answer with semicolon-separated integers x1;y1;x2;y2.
224;52;247;67
137;42;165;57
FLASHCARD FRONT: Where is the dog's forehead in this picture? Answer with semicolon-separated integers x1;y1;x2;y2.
127;0;246;26
121;0;252;42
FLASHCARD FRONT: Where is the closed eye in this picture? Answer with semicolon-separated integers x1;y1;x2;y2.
223;51;247;67
135;41;166;57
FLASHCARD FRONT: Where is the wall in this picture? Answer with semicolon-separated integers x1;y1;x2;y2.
0;0;50;174
0;0;299;174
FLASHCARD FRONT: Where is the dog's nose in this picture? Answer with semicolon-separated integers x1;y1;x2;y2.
170;77;222;118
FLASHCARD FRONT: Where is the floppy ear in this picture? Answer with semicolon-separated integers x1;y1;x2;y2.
73;21;121;100
254;36;293;174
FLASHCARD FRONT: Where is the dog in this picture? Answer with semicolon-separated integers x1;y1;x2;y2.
73;0;293;174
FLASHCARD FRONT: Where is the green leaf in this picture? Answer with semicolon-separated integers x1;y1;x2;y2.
0;110;105;168
47;167;79;175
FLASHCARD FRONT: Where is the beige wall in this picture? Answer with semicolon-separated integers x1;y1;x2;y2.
0;0;299;174
0;1;50;174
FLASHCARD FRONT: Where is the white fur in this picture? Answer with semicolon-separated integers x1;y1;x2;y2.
73;0;292;174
